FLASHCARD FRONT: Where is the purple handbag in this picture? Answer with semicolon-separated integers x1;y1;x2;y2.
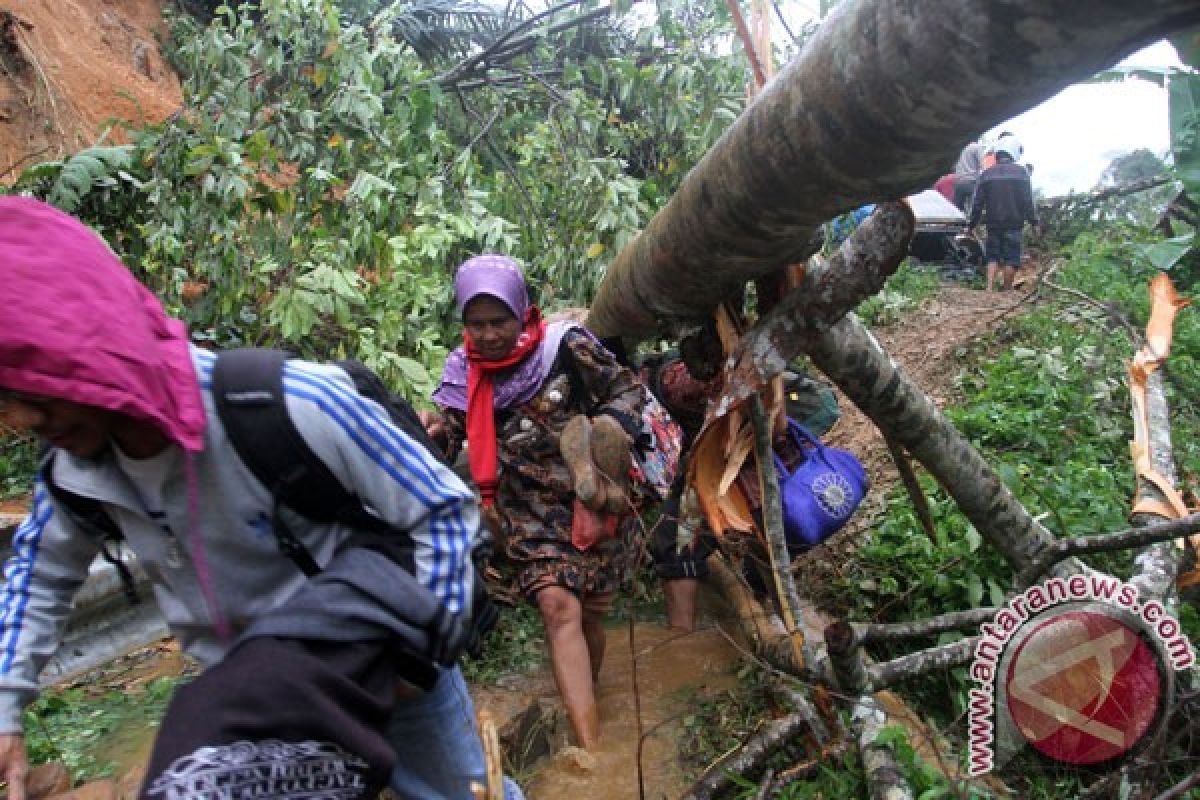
773;419;869;548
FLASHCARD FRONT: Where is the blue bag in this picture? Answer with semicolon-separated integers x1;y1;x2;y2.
773;420;868;548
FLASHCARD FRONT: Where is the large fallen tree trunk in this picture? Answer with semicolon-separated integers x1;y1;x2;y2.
587;0;1200;341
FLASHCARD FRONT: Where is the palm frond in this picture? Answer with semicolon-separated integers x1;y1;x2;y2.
376;0;518;64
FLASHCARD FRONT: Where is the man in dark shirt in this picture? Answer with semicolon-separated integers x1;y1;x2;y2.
969;137;1038;292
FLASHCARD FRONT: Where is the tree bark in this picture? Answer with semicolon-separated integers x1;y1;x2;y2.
868;637;980;691
853;696;914;800
855;608;998;647
1014;513;1200;590
709;201;914;416
1130;370;1187;603
749;395;814;669
587;0;1200;340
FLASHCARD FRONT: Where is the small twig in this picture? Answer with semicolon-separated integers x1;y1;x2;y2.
1042;260;1142;345
1154;770;1200;800
1019;471;1071;539
630;611;646;800
882;434;937;541
681;711;814;800
0;145;52;180
454;90;539;227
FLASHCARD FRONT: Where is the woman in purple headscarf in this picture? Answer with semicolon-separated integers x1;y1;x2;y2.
429;255;645;749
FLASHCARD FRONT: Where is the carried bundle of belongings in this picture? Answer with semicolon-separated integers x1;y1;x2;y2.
641;342;862;552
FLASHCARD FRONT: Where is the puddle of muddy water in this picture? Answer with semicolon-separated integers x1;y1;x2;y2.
493;620;743;800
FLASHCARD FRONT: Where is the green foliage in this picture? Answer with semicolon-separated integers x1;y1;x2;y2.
7;0;748;399
676;664;774;776
460;602;546;684
24;676;181;783
0;434;38;500
1170;70;1200;202
856;261;943;327
41;146;136;214
872;726;990;800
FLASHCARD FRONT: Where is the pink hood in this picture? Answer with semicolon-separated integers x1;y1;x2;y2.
0;197;206;451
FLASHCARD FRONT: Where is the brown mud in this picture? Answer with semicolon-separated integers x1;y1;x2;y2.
0;0;179;181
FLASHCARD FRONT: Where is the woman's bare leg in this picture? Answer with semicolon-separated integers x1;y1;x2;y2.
536;586;600;749
580;591;614;682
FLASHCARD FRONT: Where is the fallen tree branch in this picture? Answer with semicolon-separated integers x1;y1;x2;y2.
806;314;1055;571
1155;770;1200;800
854;608;998;646
883;434;938;542
749;395;814;670
681;712;815;800
709;202;915;416
852;696;914;800
867;637;980;691
1041;262;1142;346
1040;174;1173;213
1013;513;1200;589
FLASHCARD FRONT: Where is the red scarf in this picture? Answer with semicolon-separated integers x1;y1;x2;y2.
465;308;545;506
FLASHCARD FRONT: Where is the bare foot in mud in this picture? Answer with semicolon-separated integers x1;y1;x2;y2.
554;745;598;772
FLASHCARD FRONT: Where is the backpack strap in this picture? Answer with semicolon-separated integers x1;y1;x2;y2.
333;359;449;466
40;452;140;605
214;349;386;577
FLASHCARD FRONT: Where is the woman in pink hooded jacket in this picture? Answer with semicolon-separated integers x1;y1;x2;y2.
0;198;522;800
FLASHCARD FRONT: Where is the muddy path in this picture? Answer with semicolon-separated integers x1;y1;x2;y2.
477;619;744;800
826;280;1036;492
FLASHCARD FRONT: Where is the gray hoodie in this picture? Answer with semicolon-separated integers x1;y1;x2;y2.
0;347;480;732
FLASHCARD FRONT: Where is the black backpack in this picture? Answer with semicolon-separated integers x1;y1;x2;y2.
41;348;497;654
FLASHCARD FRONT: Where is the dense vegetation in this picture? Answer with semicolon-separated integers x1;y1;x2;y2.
10;0;759;398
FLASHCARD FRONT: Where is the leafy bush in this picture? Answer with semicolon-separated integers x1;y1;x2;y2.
856;260;943;328
460;602;546;684
7;0;748;402
24;676;181;783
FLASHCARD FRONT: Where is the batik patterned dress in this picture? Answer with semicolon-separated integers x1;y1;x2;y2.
442;329;644;599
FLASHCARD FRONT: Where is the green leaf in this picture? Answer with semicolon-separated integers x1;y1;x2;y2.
1168;71;1200;199
964;525;982;553
1137;234;1196;272
966;573;984;606
394;356;430;386
1085;66;1170;88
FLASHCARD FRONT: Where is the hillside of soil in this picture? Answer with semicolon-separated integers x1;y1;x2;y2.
0;0;179;180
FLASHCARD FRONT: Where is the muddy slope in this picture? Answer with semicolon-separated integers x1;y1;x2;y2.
0;0;179;180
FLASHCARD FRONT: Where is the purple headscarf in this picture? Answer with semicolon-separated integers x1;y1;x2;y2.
453;254;529;319
433;255;590;411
